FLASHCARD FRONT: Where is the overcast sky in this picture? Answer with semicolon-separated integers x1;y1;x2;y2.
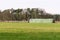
0;0;60;14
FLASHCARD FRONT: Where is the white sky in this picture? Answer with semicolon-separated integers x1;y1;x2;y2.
0;0;60;14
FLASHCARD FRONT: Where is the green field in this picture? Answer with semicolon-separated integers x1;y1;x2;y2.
0;22;60;40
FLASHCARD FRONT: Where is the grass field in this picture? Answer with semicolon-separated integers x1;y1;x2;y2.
0;22;60;40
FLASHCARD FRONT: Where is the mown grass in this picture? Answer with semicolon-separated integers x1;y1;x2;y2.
0;32;60;40
0;22;60;32
0;22;60;40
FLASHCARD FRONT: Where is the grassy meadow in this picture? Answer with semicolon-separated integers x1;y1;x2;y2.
0;22;60;40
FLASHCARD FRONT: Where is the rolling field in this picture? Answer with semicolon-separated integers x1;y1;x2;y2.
0;22;60;40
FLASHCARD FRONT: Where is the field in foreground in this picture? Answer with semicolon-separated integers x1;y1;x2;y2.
0;22;60;40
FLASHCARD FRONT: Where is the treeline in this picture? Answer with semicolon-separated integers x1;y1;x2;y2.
0;8;59;21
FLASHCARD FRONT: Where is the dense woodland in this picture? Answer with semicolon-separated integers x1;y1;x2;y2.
0;8;60;21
